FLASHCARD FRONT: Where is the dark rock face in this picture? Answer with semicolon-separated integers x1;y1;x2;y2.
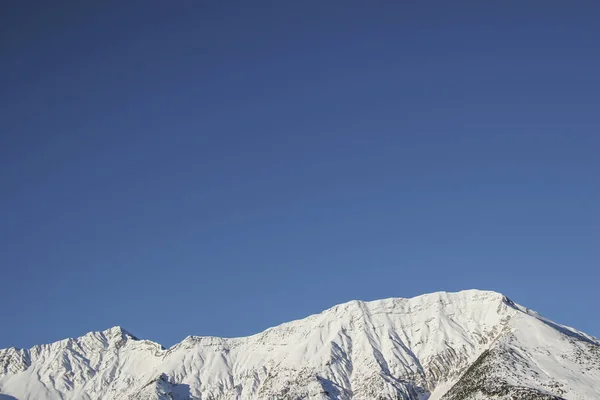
441;349;566;400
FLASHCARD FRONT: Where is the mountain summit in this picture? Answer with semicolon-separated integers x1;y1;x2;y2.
1;290;599;399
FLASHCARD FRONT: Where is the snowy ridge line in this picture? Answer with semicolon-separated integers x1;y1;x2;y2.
1;289;599;400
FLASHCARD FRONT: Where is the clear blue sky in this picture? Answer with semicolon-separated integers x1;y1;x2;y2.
1;1;598;349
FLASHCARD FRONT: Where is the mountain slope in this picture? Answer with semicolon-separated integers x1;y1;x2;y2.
1;290;599;399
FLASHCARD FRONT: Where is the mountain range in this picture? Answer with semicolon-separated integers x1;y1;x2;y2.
1;289;599;399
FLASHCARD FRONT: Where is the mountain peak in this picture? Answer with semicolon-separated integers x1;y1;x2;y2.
335;289;506;308
101;325;137;340
321;289;509;320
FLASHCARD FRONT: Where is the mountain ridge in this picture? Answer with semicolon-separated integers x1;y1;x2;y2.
7;290;594;352
4;290;509;351
1;289;599;400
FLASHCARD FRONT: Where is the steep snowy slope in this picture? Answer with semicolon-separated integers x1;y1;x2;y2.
1;290;599;400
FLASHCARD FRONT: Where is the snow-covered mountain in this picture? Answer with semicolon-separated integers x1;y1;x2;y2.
1;290;599;400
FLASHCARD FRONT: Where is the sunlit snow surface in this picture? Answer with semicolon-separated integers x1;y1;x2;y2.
1;290;599;399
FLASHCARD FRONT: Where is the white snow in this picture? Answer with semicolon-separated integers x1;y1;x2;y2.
0;289;598;399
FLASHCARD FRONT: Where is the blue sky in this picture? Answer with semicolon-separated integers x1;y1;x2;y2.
1;2;598;349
